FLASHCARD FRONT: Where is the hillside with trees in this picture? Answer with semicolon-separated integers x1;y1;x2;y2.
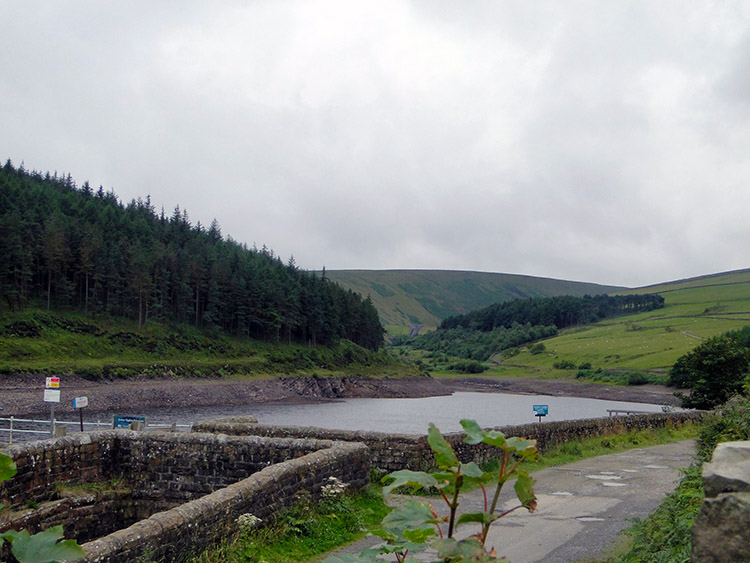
324;270;624;331
400;293;665;364
400;269;750;381
441;293;665;332
0;160;384;350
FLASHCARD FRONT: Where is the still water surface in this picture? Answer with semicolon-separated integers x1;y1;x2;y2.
89;392;669;434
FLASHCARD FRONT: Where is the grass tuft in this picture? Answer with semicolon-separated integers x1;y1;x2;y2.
188;485;389;563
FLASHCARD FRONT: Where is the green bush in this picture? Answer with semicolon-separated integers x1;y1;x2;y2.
447;360;488;374
696;396;750;461
529;343;546;355
627;372;649;386
670;335;750;409
576;368;666;386
552;359;576;370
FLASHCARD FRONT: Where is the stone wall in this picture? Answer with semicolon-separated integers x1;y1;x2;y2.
691;440;750;562
0;411;704;562
194;411;704;471
2;490;146;545
0;430;370;562
82;438;369;562
0;433;116;506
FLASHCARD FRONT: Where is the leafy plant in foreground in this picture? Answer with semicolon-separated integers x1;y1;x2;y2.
324;419;538;562
0;452;85;563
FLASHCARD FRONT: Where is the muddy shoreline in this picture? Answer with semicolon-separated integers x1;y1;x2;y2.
0;373;681;418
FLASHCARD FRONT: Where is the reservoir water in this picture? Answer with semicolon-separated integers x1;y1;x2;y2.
86;391;670;434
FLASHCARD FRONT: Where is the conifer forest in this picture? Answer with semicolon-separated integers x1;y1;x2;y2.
0;161;384;350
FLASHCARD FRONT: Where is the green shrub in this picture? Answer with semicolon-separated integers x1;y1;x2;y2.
552;359;576;370
529;343;546;355
627;372;649;385
696;396;750;461
576;368;666;386
447;360;488;374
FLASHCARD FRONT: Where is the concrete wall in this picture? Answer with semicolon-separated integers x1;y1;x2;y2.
194;411;704;471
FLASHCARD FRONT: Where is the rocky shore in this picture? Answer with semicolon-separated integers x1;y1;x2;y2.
0;373;681;418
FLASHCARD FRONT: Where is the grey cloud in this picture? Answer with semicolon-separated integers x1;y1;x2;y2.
1;1;749;288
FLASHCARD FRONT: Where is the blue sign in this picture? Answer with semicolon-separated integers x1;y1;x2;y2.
532;404;549;416
113;415;147;429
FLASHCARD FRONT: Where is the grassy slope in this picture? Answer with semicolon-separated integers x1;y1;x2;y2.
485;269;750;379
0;309;413;379
324;269;623;331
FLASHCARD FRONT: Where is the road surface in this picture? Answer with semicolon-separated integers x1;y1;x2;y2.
326;440;696;562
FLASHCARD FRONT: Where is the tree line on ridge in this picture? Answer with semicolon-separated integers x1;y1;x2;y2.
440;293;665;332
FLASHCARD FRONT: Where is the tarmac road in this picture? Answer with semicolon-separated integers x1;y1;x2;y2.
326;440;696;563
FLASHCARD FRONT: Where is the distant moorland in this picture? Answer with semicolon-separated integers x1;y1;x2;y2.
324;269;623;332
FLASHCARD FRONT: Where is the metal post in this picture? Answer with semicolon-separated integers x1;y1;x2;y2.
50;404;55;437
9;416;13;445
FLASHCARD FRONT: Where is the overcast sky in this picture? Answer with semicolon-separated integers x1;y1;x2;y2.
2;1;749;288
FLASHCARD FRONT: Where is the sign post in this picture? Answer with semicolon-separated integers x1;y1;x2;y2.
532;404;549;423
73;396;89;431
44;377;61;436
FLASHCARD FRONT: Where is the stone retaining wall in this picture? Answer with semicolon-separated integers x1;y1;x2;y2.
0;411;704;561
0;433;116;506
0;431;370;562
194;411;704;471
3;490;147;545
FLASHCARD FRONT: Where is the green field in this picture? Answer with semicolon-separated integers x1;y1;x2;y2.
484;270;750;378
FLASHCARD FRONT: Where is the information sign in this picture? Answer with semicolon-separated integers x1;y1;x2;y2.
73;396;89;409
44;389;61;403
533;404;548;422
113;415;147;429
45;377;60;389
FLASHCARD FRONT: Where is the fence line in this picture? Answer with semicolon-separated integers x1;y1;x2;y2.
0;416;192;444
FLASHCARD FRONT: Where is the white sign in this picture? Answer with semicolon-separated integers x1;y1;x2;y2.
44;389;61;403
45;377;60;389
73;396;89;409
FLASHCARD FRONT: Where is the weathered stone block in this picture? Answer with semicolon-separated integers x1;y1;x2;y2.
692;492;750;562
703;441;750;498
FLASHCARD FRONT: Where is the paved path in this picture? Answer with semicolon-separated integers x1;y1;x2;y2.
326;440;696;562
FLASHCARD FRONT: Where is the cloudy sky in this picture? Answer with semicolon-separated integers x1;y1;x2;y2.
2;1;749;287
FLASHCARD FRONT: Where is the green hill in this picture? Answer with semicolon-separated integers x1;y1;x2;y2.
486;268;750;379
324;269;624;332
